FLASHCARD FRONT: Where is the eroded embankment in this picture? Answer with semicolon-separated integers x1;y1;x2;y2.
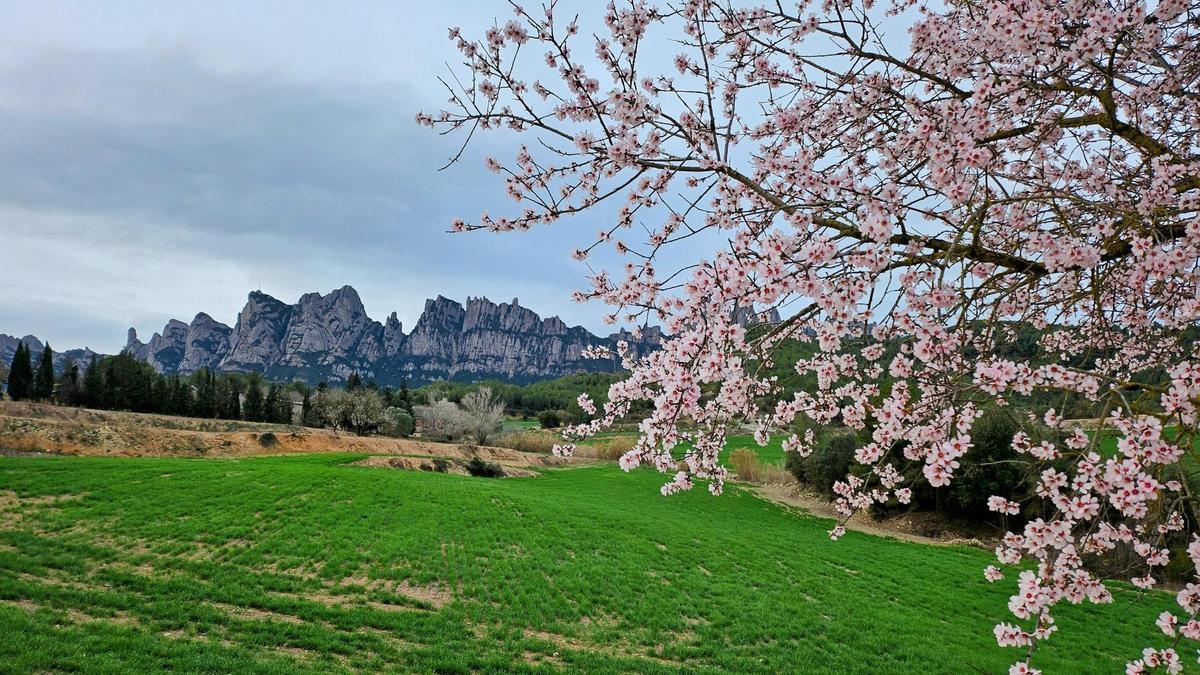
0;401;577;471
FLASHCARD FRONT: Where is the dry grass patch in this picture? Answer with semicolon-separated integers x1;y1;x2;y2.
208;601;305;625
573;435;636;461
729;449;792;485
495;430;559;454
1;598;40;612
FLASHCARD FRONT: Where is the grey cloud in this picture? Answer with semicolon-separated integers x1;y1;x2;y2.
0;46;600;352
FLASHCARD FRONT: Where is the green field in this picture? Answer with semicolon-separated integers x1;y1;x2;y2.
502;418;542;432
721;434;788;467
0;453;1179;673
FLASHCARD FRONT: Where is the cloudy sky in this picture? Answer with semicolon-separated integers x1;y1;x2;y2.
0;1;630;353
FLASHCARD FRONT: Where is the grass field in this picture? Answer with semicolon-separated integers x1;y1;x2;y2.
0;453;1180;673
502;418;542;432
722;434;788;467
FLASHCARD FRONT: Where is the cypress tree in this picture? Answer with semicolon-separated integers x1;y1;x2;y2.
300;389;314;427
7;342;34;401
169;374;193;416
346;373;362;391
33;342;55;401
278;388;295;424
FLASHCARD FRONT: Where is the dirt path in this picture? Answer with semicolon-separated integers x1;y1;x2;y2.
749;482;993;549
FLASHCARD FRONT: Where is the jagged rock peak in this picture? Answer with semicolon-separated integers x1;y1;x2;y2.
191;311;220;326
105;285;664;385
462;295;544;334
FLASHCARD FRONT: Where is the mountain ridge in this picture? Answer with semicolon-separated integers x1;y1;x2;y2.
118;285;663;385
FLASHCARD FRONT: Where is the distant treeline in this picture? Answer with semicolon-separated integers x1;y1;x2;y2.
0;345;632;429
2;348;302;423
412;371;632;421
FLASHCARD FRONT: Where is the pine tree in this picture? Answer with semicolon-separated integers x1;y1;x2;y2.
7;342;34;401
194;369;217;418
82;354;103;408
56;360;81;405
32;342;55;401
225;379;242;420
346;373;363;391
264;384;281;424
278;389;295;424
397;379;414;416
243;373;264;422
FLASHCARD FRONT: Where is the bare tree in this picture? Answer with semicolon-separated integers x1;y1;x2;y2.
460;386;505;445
414;397;467;441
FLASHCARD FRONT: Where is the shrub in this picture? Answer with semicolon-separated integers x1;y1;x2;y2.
885;407;1039;524
382;407;415;438
258;432;279;448
786;428;857;498
465;457;505;478
537;410;562;429
945;407;1025;520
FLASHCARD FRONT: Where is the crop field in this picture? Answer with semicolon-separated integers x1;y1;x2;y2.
0;453;1181;673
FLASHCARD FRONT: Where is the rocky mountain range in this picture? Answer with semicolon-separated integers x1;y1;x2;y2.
114;286;664;385
0;334;102;375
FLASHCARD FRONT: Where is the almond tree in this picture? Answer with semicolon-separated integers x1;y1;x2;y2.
422;1;1200;670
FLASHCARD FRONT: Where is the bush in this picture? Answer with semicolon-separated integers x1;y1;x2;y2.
896;407;1037;524
258;432;279;448
786;428;857;498
945;407;1025;520
465;457;505;478
382;407;415;438
537;410;562;429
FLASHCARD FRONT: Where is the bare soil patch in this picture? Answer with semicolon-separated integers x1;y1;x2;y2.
350;455;539;478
